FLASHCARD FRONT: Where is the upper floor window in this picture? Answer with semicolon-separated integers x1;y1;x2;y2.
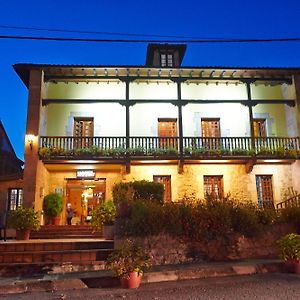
158;118;178;148
8;188;23;210
201;118;221;138
160;53;174;67
74;117;94;137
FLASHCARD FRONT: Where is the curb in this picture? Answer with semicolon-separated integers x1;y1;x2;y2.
0;261;283;295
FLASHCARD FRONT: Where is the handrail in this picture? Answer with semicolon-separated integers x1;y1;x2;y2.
276;194;300;210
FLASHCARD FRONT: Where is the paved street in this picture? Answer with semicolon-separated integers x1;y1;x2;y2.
1;273;299;300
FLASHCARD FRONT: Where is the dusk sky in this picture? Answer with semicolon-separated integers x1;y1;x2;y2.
0;0;300;160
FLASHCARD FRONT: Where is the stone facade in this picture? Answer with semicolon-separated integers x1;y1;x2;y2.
118;223;297;265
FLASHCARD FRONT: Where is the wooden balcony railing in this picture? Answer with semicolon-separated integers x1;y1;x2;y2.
39;136;300;160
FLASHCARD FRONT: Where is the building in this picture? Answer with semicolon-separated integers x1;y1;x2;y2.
0;120;23;214
13;44;300;224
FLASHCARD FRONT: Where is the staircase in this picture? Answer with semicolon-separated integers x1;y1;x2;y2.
0;226;114;275
276;194;300;209
30;225;102;239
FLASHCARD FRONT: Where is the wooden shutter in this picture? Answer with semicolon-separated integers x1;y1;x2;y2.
201;119;220;138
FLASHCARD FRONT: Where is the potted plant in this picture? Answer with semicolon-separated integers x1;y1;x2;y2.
7;207;40;240
277;233;300;274
91;200;116;239
43;193;63;225
106;239;151;289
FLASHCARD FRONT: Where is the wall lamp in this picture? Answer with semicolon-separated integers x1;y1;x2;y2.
26;134;35;150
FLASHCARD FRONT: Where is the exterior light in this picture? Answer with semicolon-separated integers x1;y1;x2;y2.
26;134;35;150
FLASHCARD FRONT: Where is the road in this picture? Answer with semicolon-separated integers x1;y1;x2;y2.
1;273;300;300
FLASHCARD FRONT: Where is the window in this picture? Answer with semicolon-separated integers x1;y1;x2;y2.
256;175;274;209
8;188;23;210
201;118;221;149
153;175;171;202
74;117;94;148
158;118;178;148
160;53;173;67
201;118;220;138
203;176;224;200
253;119;267;137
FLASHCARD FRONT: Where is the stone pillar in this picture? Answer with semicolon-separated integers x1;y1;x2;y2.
23;69;45;209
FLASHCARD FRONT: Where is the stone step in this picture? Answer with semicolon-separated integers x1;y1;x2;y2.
0;240;113;252
0;248;113;264
30;225;102;239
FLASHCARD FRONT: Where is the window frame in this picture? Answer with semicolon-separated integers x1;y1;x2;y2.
153;175;172;202
255;175;274;209
7;188;23;211
203;175;224;200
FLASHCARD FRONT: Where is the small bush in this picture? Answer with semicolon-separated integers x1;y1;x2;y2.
8;207;40;231
279;207;300;226
113;180;164;204
91;200;116;230
43;193;63;217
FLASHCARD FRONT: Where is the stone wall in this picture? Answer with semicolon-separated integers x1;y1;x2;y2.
117;223;297;265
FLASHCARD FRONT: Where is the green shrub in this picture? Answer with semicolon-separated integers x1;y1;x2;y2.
8;207;40;231
277;233;300;261
43;193;63;217
113;180;164;205
91;200;116;230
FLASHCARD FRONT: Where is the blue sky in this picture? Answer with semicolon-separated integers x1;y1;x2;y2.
0;0;300;159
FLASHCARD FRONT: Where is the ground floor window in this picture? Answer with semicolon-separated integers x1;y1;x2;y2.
153;175;171;202
8;188;23;210
203;176;224;200
256;175;274;208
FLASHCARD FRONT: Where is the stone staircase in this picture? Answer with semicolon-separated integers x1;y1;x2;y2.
0;226;114;275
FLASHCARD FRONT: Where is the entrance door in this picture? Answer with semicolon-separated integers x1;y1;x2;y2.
253;119;267;137
66;179;106;224
74;117;94;148
153;175;171;202
158;118;177;148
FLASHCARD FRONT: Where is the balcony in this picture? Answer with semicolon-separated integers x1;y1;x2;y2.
39;136;300;161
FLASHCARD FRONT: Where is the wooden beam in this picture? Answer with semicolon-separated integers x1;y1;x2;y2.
42;98;295;107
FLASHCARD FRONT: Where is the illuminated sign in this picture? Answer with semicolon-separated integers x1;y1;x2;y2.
76;170;96;179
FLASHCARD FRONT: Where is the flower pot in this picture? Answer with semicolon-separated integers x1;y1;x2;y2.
16;229;31;240
120;272;142;289
117;202;131;218
284;259;300;274
51;216;61;225
103;224;114;240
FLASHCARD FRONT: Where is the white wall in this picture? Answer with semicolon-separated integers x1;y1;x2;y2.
46;82;126;100
182;103;249;136
46;103;126;136
181;83;247;100
130;103;178;136
129;82;177;100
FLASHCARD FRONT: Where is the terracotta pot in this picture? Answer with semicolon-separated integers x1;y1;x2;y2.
16;229;31;240
103;224;114;240
51;216;61;225
284;259;300;274
120;272;142;289
117;202;131;218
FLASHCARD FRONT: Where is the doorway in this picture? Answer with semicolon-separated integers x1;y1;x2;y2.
66;179;106;225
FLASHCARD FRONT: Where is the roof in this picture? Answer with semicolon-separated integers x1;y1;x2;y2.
0;120;23;166
13;63;300;88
